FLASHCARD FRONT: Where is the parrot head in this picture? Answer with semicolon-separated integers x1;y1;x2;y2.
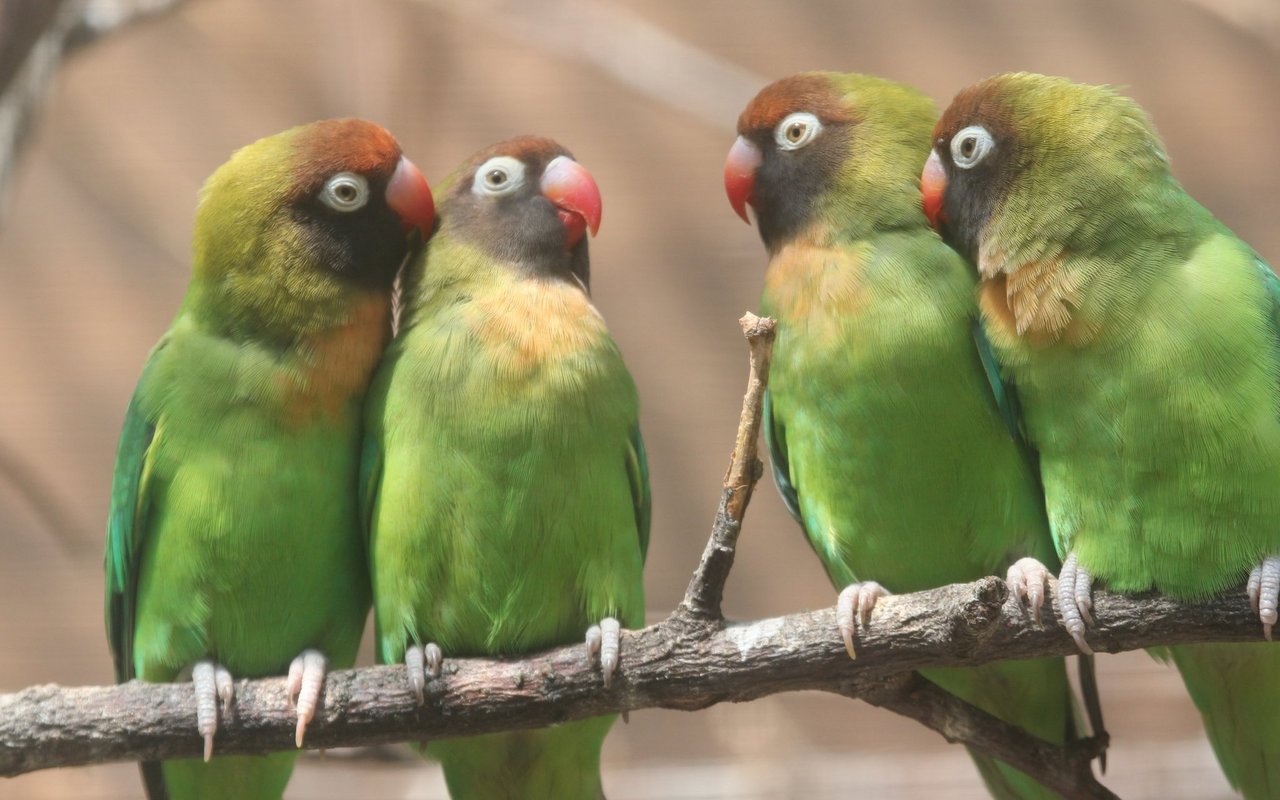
724;71;939;251
190;118;434;340
431;136;602;290
922;72;1169;272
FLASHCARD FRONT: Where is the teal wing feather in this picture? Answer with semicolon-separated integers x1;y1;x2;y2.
626;423;651;563
972;319;1030;449
763;389;803;526
104;373;159;684
103;355;170;799
1255;257;1280;358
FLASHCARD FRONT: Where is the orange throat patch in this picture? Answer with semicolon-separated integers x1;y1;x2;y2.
979;253;1089;346
284;292;393;424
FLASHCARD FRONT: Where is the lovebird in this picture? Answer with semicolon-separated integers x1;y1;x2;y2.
724;72;1102;799
363;136;648;799
924;72;1280;798
105;119;434;799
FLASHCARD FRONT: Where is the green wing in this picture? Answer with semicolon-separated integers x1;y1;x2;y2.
358;428;383;546
763;390;803;526
972;319;1028;447
1256;257;1280;352
626;423;651;563
104;382;158;684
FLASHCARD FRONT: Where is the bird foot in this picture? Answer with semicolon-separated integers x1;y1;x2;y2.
192;660;234;762
1006;557;1054;623
585;617;621;688
286;649;328;747
1056;552;1094;654
1247;555;1280;640
404;642;443;705
837;581;890;660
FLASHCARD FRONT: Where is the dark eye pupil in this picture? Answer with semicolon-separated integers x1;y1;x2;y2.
336;184;356;200
789;124;804;140
487;170;506;185
961;138;976;157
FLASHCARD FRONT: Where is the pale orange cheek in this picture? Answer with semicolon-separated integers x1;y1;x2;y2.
283;291;393;425
979;255;1095;348
468;280;606;379
763;241;867;325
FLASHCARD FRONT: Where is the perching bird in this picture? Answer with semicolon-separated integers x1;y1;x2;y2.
105;119;434;800
725;71;1101;799
363;136;648;799
924;71;1280;798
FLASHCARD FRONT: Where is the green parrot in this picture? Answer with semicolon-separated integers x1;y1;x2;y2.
105;119;435;799
724;72;1103;799
363;136;648;799
924;71;1280;798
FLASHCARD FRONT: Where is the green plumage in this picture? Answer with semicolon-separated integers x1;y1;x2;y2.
740;72;1084;799
935;72;1280;798
365;139;647;799
105;120;411;799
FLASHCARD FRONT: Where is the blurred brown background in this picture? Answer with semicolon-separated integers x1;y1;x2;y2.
2;0;1278;797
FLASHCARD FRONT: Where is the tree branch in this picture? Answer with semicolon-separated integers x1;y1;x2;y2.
851;673;1115;799
0;576;1270;779
0;0;189;214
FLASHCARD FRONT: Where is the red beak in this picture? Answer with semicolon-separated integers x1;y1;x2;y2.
385;155;435;236
540;156;602;249
724;136;762;225
921;149;947;231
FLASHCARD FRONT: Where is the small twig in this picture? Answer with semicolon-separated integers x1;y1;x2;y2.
0;0;189;215
676;312;776;622
852;673;1115;800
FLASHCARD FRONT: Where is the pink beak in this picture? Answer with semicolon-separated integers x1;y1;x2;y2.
385;155;435;236
540;155;602;249
921;149;947;231
724;136;762;225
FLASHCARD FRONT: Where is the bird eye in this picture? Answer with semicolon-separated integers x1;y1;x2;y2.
472;156;526;197
774;112;822;151
950;125;995;169
319;172;370;212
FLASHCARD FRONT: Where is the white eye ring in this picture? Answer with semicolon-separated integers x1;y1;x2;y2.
950;125;995;169
472;156;526;197
319;172;369;212
774;112;823;151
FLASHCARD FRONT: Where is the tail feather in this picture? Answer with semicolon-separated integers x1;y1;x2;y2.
141;761;168;800
923;655;1084;800
1076;654;1108;772
1169;642;1280;799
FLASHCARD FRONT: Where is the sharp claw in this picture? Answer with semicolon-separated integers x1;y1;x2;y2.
599;618;621;689
405;645;426;705
857;582;884;626
585;625;602;663
1251;556;1280;640
288;649;327;748
215;666;233;713
1074;562;1094;627
1006;557;1052;624
836;582;889;661
1248;564;1263;614
425;643;443;678
287;658;304;707
837;585;857;660
1056;554;1094;654
192;660;223;762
